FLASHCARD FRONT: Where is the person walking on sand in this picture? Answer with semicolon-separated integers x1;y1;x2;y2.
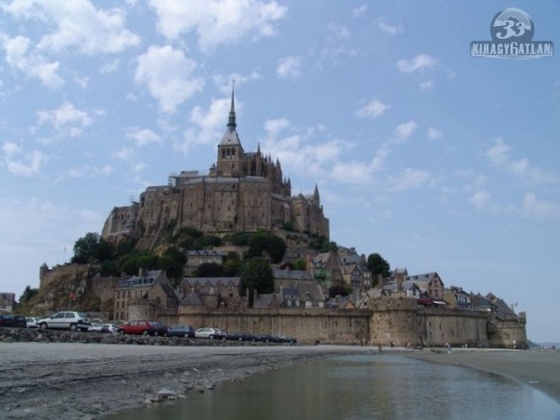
446;342;452;354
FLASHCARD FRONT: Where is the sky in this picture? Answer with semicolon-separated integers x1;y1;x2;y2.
0;1;558;343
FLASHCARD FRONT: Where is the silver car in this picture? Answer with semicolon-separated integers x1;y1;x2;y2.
37;311;91;331
195;327;227;339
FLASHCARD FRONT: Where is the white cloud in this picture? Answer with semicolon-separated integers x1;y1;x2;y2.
135;45;204;113
327;23;350;40
469;189;492;210
264;118;291;137
356;100;390;119
36;101;92;138
427;127;443;140
3;36;63;88
213;71;262;93
100;59;120;74
397;54;438;73
126;128;162;147
133;163;148;173
378;20;403;35
522;192;560;220
420;80;434;90
351;4;367;18
485;138;560;185
67;164;113;178
394;121;418;140
277;56;301;79
175;97;232;154
486;138;510;166
148;0;287;51
113;147;134;161
2;142;45;176
3;0;140;55
387;168;431;191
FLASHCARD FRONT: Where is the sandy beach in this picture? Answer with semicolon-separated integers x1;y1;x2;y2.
0;342;558;419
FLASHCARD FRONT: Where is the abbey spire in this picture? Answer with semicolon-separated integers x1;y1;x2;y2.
227;82;237;130
215;82;244;177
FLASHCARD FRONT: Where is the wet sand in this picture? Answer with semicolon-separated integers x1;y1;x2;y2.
0;342;372;419
406;348;560;403
1;342;559;419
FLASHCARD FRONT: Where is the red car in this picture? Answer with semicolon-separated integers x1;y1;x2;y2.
118;320;168;336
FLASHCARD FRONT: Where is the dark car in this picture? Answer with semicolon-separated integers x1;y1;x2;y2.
118;320;168;336
165;325;195;338
0;314;27;328
278;335;297;344
255;334;277;343
225;331;254;341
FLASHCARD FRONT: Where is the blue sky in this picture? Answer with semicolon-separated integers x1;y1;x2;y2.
1;1;558;343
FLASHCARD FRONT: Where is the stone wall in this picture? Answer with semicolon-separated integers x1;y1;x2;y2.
368;297;525;349
139;297;528;348
488;313;528;348
162;307;371;345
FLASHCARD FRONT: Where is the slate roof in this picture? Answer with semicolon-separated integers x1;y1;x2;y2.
181;277;241;288
273;269;313;281
181;291;206;306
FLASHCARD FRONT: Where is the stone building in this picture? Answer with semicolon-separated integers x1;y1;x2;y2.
114;269;177;321
102;89;329;243
0;293;15;313
184;250;227;275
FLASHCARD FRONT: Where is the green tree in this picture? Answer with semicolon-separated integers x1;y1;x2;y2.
328;283;353;298
245;232;286;264
195;262;226;277
367;253;390;285
71;232;103;264
241;257;274;306
292;258;306;270
157;255;183;285
19;285;39;304
224;252;242;276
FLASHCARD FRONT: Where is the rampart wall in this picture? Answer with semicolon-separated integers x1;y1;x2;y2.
169;307;370;345
143;297;526;348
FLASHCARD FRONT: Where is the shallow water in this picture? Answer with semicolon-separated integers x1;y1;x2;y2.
108;354;560;420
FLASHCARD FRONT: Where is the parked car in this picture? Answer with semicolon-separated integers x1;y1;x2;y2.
225;331;255;341
37;311;91;331
255;334;277;343
25;317;40;328
101;323;119;334
87;323;104;332
0;314;27;328
118;321;168;336
195;327;227;339
165;325;195;338
278;335;297;344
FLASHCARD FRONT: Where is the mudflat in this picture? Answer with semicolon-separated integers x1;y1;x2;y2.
0;342;372;419
2;342;558;419
406;348;560;403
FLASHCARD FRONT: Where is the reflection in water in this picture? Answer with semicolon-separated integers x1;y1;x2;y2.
107;354;560;420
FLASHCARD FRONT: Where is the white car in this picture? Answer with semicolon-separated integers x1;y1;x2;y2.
25;317;39;328
37;311;91;332
102;323;119;334
88;323;104;332
195;327;227;339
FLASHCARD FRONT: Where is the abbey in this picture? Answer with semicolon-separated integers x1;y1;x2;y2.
102;91;329;241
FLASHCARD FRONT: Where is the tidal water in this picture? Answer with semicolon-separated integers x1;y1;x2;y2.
109;354;560;420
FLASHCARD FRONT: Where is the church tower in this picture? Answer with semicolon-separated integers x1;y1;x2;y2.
215;85;244;178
